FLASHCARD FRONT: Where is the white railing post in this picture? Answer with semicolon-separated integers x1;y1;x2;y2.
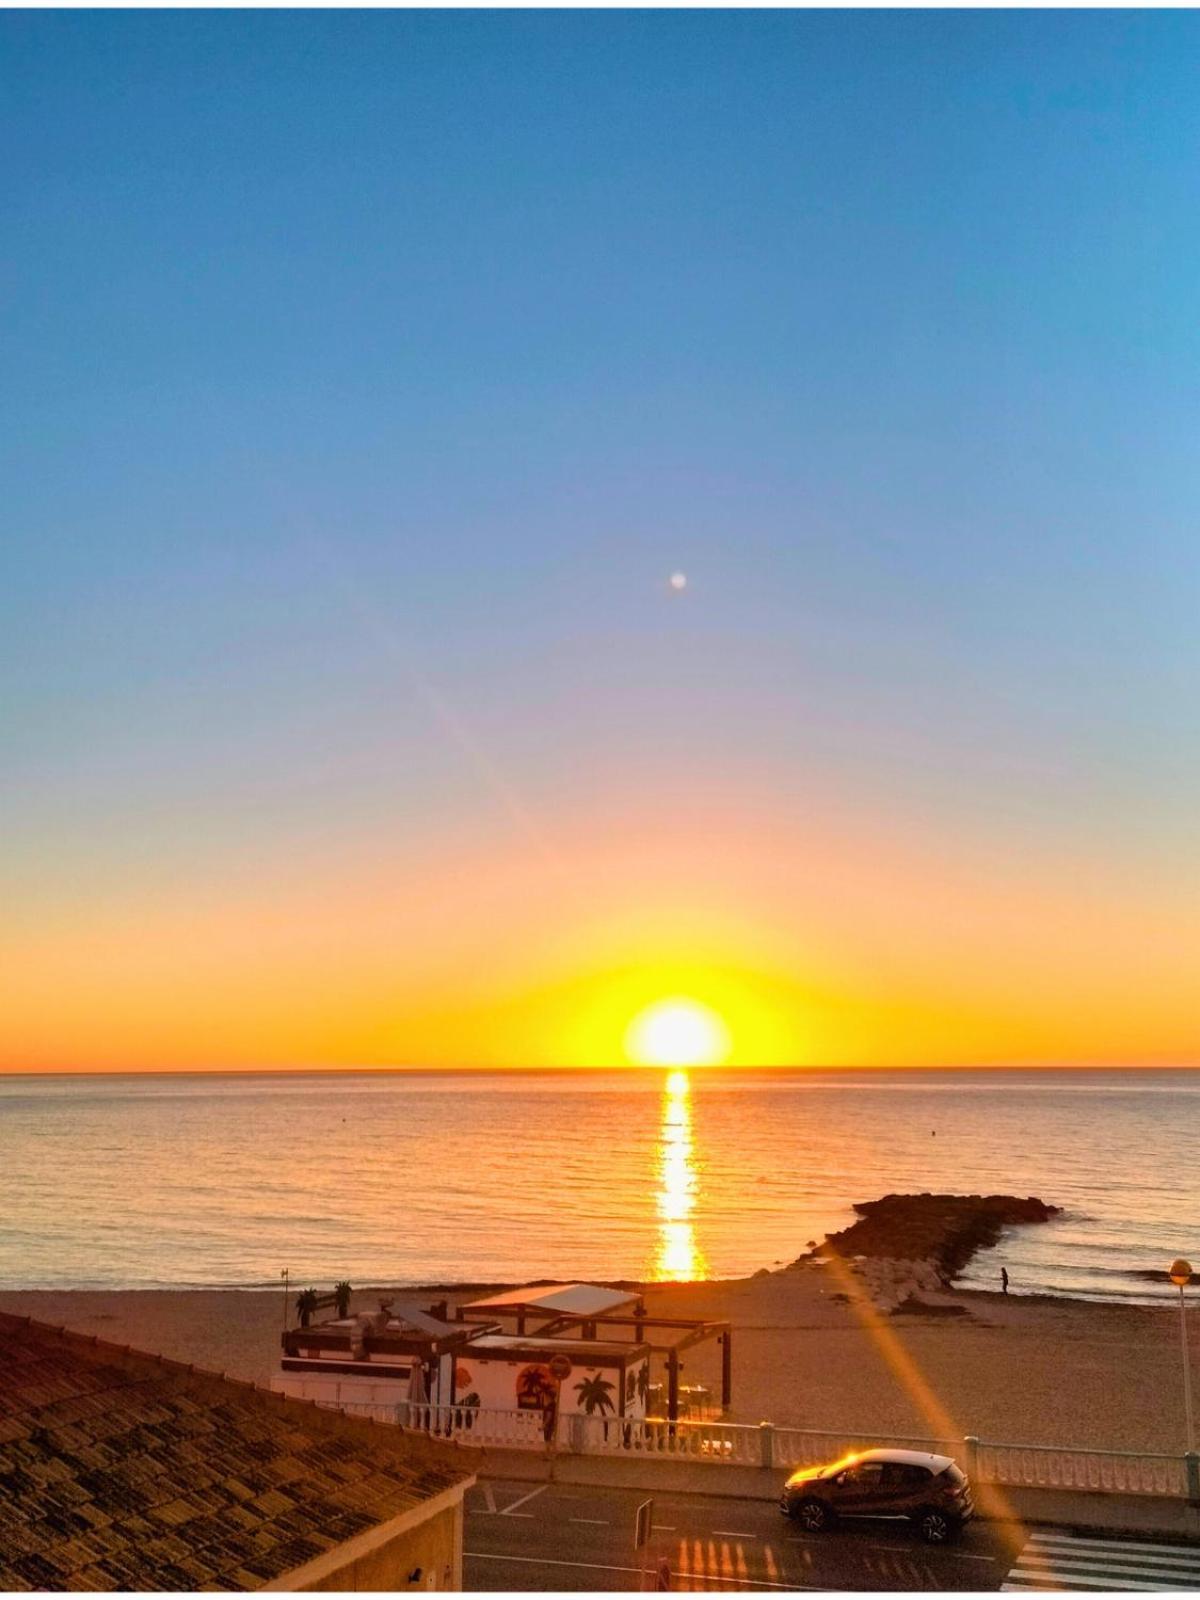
759;1422;775;1469
964;1435;979;1480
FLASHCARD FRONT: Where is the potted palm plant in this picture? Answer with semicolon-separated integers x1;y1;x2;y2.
296;1287;320;1328
333;1281;352;1318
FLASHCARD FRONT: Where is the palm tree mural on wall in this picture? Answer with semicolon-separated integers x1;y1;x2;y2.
573;1372;616;1416
637;1363;650;1406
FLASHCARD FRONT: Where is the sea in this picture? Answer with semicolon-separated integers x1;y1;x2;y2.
1;1068;1197;1303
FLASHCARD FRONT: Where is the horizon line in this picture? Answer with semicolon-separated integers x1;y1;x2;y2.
4;1062;1199;1079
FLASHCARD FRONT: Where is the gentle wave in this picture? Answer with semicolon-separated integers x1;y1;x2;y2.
2;1067;1198;1300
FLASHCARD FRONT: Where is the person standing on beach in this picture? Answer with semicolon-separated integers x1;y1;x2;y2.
1001;1267;1009;1295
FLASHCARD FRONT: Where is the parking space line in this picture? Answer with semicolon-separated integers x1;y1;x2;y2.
712;1530;759;1539
499;1484;549;1516
466;1552;827;1589
569;1517;610;1525
784;1534;995;1564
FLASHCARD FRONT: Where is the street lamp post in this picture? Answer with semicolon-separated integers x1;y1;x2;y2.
1169;1259;1194;1454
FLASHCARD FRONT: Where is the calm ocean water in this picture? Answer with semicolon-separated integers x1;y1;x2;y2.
1;1068;1197;1302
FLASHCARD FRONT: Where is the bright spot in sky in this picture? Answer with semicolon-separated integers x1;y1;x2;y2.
668;571;688;591
625;998;731;1067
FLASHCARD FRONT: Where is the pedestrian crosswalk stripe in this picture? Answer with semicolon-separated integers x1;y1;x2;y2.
1027;1548;1200;1573
1004;1575;1197;1592
1001;1531;1200;1592
1031;1535;1200;1564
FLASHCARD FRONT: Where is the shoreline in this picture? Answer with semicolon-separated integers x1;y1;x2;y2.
1;1266;1189;1455
0;1271;1181;1311
0;1275;1179;1310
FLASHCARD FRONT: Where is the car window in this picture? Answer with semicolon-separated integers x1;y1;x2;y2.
847;1462;884;1485
882;1463;930;1489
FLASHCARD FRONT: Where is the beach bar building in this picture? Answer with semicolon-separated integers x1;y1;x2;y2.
272;1281;733;1428
458;1283;733;1423
456;1285;651;1420
276;1300;489;1411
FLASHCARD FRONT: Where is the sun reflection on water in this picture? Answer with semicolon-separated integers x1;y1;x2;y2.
654;1068;707;1280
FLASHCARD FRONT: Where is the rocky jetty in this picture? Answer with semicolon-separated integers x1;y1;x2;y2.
801;1192;1059;1313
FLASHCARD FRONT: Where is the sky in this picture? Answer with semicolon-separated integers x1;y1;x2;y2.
3;10;1198;1071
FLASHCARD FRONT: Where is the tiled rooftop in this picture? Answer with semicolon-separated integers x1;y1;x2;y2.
0;1312;472;1592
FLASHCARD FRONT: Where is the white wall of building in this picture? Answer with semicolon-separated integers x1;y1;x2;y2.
452;1354;649;1419
272;1371;413;1407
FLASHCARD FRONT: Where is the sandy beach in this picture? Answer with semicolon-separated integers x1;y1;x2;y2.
1;1268;1187;1455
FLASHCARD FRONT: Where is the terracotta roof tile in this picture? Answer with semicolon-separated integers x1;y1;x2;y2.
67;1566;111;1592
0;1312;472;1592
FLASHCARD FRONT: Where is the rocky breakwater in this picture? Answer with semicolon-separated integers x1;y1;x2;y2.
804;1193;1060;1313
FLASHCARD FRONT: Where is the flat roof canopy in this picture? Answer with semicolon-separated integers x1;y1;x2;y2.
464;1283;641;1319
470;1333;649;1363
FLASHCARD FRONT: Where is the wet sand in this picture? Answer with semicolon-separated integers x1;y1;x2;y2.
0;1269;1186;1454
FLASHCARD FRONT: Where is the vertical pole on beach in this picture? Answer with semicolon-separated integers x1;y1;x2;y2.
667;1350;680;1428
282;1267;290;1331
1170;1260;1194;1453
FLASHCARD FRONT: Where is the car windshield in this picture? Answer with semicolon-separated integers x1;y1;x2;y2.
942;1464;967;1485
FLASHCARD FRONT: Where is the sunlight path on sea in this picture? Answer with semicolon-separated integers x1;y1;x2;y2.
654;1070;707;1281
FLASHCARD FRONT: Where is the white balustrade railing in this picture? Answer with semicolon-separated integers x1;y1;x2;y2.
332;1400;406;1425
330;1398;547;1448
318;1397;1198;1499
977;1441;1189;1499
772;1426;958;1471
414;1401;548;1448
576;1417;764;1464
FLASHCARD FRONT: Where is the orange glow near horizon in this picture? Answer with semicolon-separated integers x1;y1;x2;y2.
2;790;1198;1072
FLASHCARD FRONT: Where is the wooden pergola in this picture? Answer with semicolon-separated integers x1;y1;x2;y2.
456;1287;733;1420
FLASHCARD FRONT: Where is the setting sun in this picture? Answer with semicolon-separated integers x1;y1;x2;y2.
624;998;732;1067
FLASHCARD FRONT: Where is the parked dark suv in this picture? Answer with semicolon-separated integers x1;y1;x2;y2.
780;1448;974;1544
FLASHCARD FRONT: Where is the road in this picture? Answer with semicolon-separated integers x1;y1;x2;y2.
464;1477;1024;1591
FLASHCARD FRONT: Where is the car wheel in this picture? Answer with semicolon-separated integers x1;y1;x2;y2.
914;1508;957;1544
797;1498;832;1532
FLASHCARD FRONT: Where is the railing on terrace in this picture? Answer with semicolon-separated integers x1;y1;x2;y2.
318;1397;1200;1502
334;1398;548;1449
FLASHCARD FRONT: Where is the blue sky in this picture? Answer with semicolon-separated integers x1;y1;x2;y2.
3;11;1198;1067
